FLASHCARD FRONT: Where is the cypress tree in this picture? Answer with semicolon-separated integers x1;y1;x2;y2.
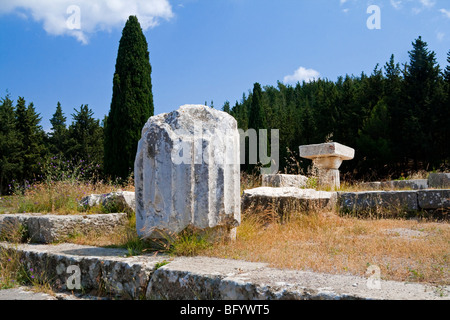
104;15;154;180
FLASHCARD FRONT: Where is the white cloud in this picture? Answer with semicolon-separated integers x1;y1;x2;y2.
412;0;436;14
419;0;435;8
390;0;403;10
0;0;174;44
440;8;450;18
437;32;445;41
283;67;320;84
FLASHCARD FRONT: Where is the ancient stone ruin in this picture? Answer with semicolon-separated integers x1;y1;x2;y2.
299;142;355;189
134;105;241;241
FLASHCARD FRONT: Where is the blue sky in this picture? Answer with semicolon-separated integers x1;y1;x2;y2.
0;0;449;132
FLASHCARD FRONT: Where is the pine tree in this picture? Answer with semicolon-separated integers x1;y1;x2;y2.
0;95;21;194
247;83;267;172
104;15;154;180
248;83;266;131
383;54;403;168
49;102;68;156
15;97;47;184
68;105;104;166
356;99;393;174
441;50;450;164
445;50;450;84
402;36;442;168
222;101;231;113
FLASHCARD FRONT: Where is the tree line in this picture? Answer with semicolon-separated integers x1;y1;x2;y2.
226;37;450;180
0;98;104;194
1;34;449;194
0;16;153;195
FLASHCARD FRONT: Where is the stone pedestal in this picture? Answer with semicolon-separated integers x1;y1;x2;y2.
134;105;241;241
261;174;308;188
300;142;354;189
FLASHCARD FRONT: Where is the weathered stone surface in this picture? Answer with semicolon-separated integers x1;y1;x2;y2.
0;213;128;243
360;180;428;190
300;142;355;161
80;191;136;214
417;190;450;210
134;105;241;240
3;243;447;300
147;256;449;300
299;142;355;189
0;242;158;299
261;174;308;188
428;173;450;189
241;187;337;221
0;287;58;300
337;191;419;217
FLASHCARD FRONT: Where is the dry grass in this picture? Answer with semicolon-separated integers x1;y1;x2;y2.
199;211;449;286
2;171;448;288
1;179;135;215
66;206;449;286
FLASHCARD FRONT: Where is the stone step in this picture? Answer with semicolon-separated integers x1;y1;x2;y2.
241;187;449;219
360;179;428;190
428;173;450;189
359;173;450;191
337;190;450;219
1;242;447;300
0;213;128;244
241;187;337;222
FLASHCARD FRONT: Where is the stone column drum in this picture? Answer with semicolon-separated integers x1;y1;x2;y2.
134;105;241;241
300;142;355;189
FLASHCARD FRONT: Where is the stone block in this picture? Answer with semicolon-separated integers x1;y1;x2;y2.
241;187;337;222
80;191;136;214
299;142;355;161
428;173;450;189
337;191;418;217
0;213;128;243
261;174;308;188
134;105;241;241
417;190;450;210
299;142;355;189
360;180;428;190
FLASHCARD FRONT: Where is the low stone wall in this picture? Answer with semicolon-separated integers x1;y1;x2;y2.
428;173;450;189
0;213;128;243
241;187;336;222
359;173;450;191
338;190;450;219
360;180;428;190
1;242;447;300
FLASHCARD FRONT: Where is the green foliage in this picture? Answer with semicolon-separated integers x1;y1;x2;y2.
104;15;154;180
155;260;170;269
15;97;48;183
67;104;104;170
48;102;68;156
0;95;22;194
231;36;449;179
